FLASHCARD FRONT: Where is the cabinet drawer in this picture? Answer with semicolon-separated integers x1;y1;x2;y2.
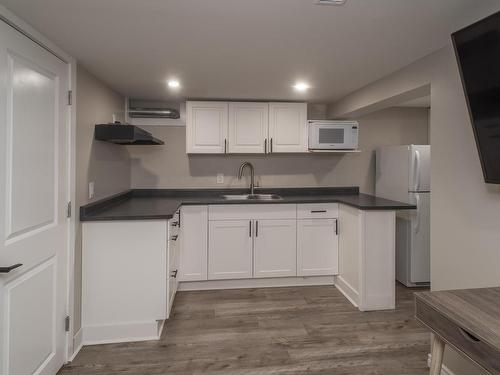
415;298;500;373
209;204;296;220
297;203;338;219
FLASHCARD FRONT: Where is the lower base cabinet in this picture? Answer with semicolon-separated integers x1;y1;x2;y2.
297;218;339;276
82;220;170;344
167;212;180;316
254;219;296;278
208;220;253;280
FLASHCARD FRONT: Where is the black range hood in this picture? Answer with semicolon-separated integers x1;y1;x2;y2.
95;124;164;145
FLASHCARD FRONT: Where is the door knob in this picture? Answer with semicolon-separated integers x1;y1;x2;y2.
0;263;22;273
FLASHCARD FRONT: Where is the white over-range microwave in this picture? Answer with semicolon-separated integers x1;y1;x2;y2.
308;120;359;150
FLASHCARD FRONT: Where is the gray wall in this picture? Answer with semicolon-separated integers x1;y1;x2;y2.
129;107;429;194
74;65;129;335
329;39;500;375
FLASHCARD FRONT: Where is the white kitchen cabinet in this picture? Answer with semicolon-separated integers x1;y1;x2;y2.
186;101;308;154
253;219;297;278
167;212;180;317
186;101;228;153
228;102;268;153
82;220;168;344
268;102;307;153
297;218;338;276
179;206;208;281
336;204;396;312
208;220;253;280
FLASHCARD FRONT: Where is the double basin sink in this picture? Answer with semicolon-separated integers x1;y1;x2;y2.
221;193;282;201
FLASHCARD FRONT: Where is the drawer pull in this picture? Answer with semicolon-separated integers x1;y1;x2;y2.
311;210;327;213
459;328;481;343
0;263;22;273
171;235;178;241
171;269;178;278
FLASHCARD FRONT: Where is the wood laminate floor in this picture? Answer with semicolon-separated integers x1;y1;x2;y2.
59;284;430;375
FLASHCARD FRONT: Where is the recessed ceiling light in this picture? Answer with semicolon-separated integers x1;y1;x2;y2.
315;0;347;5
293;82;310;92
167;79;180;89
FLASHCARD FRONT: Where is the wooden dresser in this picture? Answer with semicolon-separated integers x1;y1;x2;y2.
415;288;500;375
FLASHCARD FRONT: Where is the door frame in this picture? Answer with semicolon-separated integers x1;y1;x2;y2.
0;4;77;363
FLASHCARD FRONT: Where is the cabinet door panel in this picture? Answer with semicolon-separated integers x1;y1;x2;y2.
186;101;228;153
209;220;253;280
228;102;268;153
268;102;307;153
254;219;297;278
297;219;338;276
180;206;208;281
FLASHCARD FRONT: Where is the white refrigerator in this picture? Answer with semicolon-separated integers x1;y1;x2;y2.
375;145;430;287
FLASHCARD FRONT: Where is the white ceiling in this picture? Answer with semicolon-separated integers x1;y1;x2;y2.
0;0;496;102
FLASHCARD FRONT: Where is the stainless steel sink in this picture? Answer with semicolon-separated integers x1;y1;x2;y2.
221;194;282;201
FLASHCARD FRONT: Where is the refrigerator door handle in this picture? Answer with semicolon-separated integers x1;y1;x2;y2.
414;194;421;234
413;150;421;191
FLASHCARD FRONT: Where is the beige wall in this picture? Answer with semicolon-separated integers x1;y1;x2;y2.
129;107;428;194
74;65;129;334
328;40;500;375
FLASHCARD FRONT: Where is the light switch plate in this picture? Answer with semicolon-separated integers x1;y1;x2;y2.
88;181;95;199
216;173;224;184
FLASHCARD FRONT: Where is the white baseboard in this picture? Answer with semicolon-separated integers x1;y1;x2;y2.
83;320;164;346
427;353;457;375
179;276;335;291
69;328;83;362
334;275;359;307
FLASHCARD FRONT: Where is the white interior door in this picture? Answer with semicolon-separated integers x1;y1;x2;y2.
228;102;268;154
0;21;69;375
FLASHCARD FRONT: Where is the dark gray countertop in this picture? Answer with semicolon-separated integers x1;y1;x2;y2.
80;187;416;221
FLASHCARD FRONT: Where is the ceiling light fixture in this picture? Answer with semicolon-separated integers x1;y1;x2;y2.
315;0;347;5
167;79;180;89
293;82;310;92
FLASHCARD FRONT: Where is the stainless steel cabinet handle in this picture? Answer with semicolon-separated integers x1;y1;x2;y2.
0;263;22;273
270;138;273;153
335;219;338;235
256;220;259;237
264;138;267;153
249;221;252;237
171;269;178;278
311;210;327;213
171;235;178;241
224;138;227;154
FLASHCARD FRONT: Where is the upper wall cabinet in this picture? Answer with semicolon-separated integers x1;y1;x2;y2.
186;101;307;154
186;101;228;154
228;102;268;154
268;102;307;153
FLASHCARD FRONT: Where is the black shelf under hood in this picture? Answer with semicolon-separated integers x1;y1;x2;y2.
95;124;164;145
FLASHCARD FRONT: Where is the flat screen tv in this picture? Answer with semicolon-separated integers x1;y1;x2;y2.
452;11;500;184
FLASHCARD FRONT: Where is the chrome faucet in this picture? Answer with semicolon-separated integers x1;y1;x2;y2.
238;162;255;195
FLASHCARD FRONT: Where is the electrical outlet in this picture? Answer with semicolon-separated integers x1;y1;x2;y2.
88;181;95;199
216;173;224;184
